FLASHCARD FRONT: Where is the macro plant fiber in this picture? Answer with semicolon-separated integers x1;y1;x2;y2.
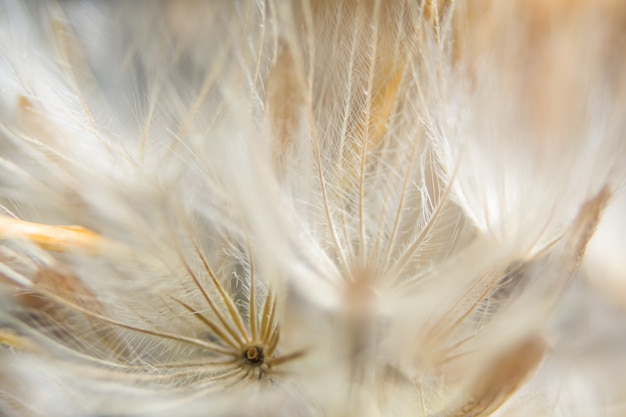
0;1;626;416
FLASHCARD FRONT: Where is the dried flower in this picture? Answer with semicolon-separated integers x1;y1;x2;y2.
1;1;625;416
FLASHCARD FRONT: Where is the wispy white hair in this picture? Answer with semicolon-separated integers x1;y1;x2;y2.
0;1;625;416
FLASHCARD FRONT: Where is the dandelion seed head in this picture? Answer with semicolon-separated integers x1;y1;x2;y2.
0;0;626;416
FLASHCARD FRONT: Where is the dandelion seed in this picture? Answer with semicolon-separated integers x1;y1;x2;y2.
1;1;626;417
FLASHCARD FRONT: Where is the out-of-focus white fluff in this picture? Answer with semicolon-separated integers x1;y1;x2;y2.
0;1;625;416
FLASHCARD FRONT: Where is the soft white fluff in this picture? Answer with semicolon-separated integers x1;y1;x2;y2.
0;1;625;416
